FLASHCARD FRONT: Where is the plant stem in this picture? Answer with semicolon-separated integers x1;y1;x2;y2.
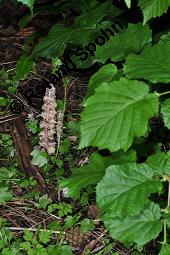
0;158;12;161
163;219;167;245
156;91;170;97
163;180;170;245
8;227;65;234
63;85;67;118
168;181;170;207
55;77;78;158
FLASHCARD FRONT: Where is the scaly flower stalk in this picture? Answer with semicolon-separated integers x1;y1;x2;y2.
39;84;56;155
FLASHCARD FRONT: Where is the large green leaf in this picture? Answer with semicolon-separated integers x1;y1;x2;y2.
161;99;170;129
96;163;162;217
69;20;118;70
124;42;170;83
31;1;120;59
88;64;117;96
106;149;136;165
103;202;162;247
31;24;95;59
138;0;170;24
79;78;159;152
18;0;94;29
59;150;136;199
159;245;170;255
59;153;106;199
95;23;151;62
14;54;34;81
146;152;170;176
74;1;122;27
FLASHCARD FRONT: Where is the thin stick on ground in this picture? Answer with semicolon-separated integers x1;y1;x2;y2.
8;227;65;235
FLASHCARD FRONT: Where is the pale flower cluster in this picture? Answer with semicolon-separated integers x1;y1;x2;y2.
39;84;56;155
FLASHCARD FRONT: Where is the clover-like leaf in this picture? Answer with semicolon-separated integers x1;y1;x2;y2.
48;245;73;255
0;167;14;181
38;195;52;209
79;78;158;152
30;149;48;167
0;187;12;205
103;202;162;247
39;230;52;244
124;42;170;83
96;163;162;217
0;97;9;106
